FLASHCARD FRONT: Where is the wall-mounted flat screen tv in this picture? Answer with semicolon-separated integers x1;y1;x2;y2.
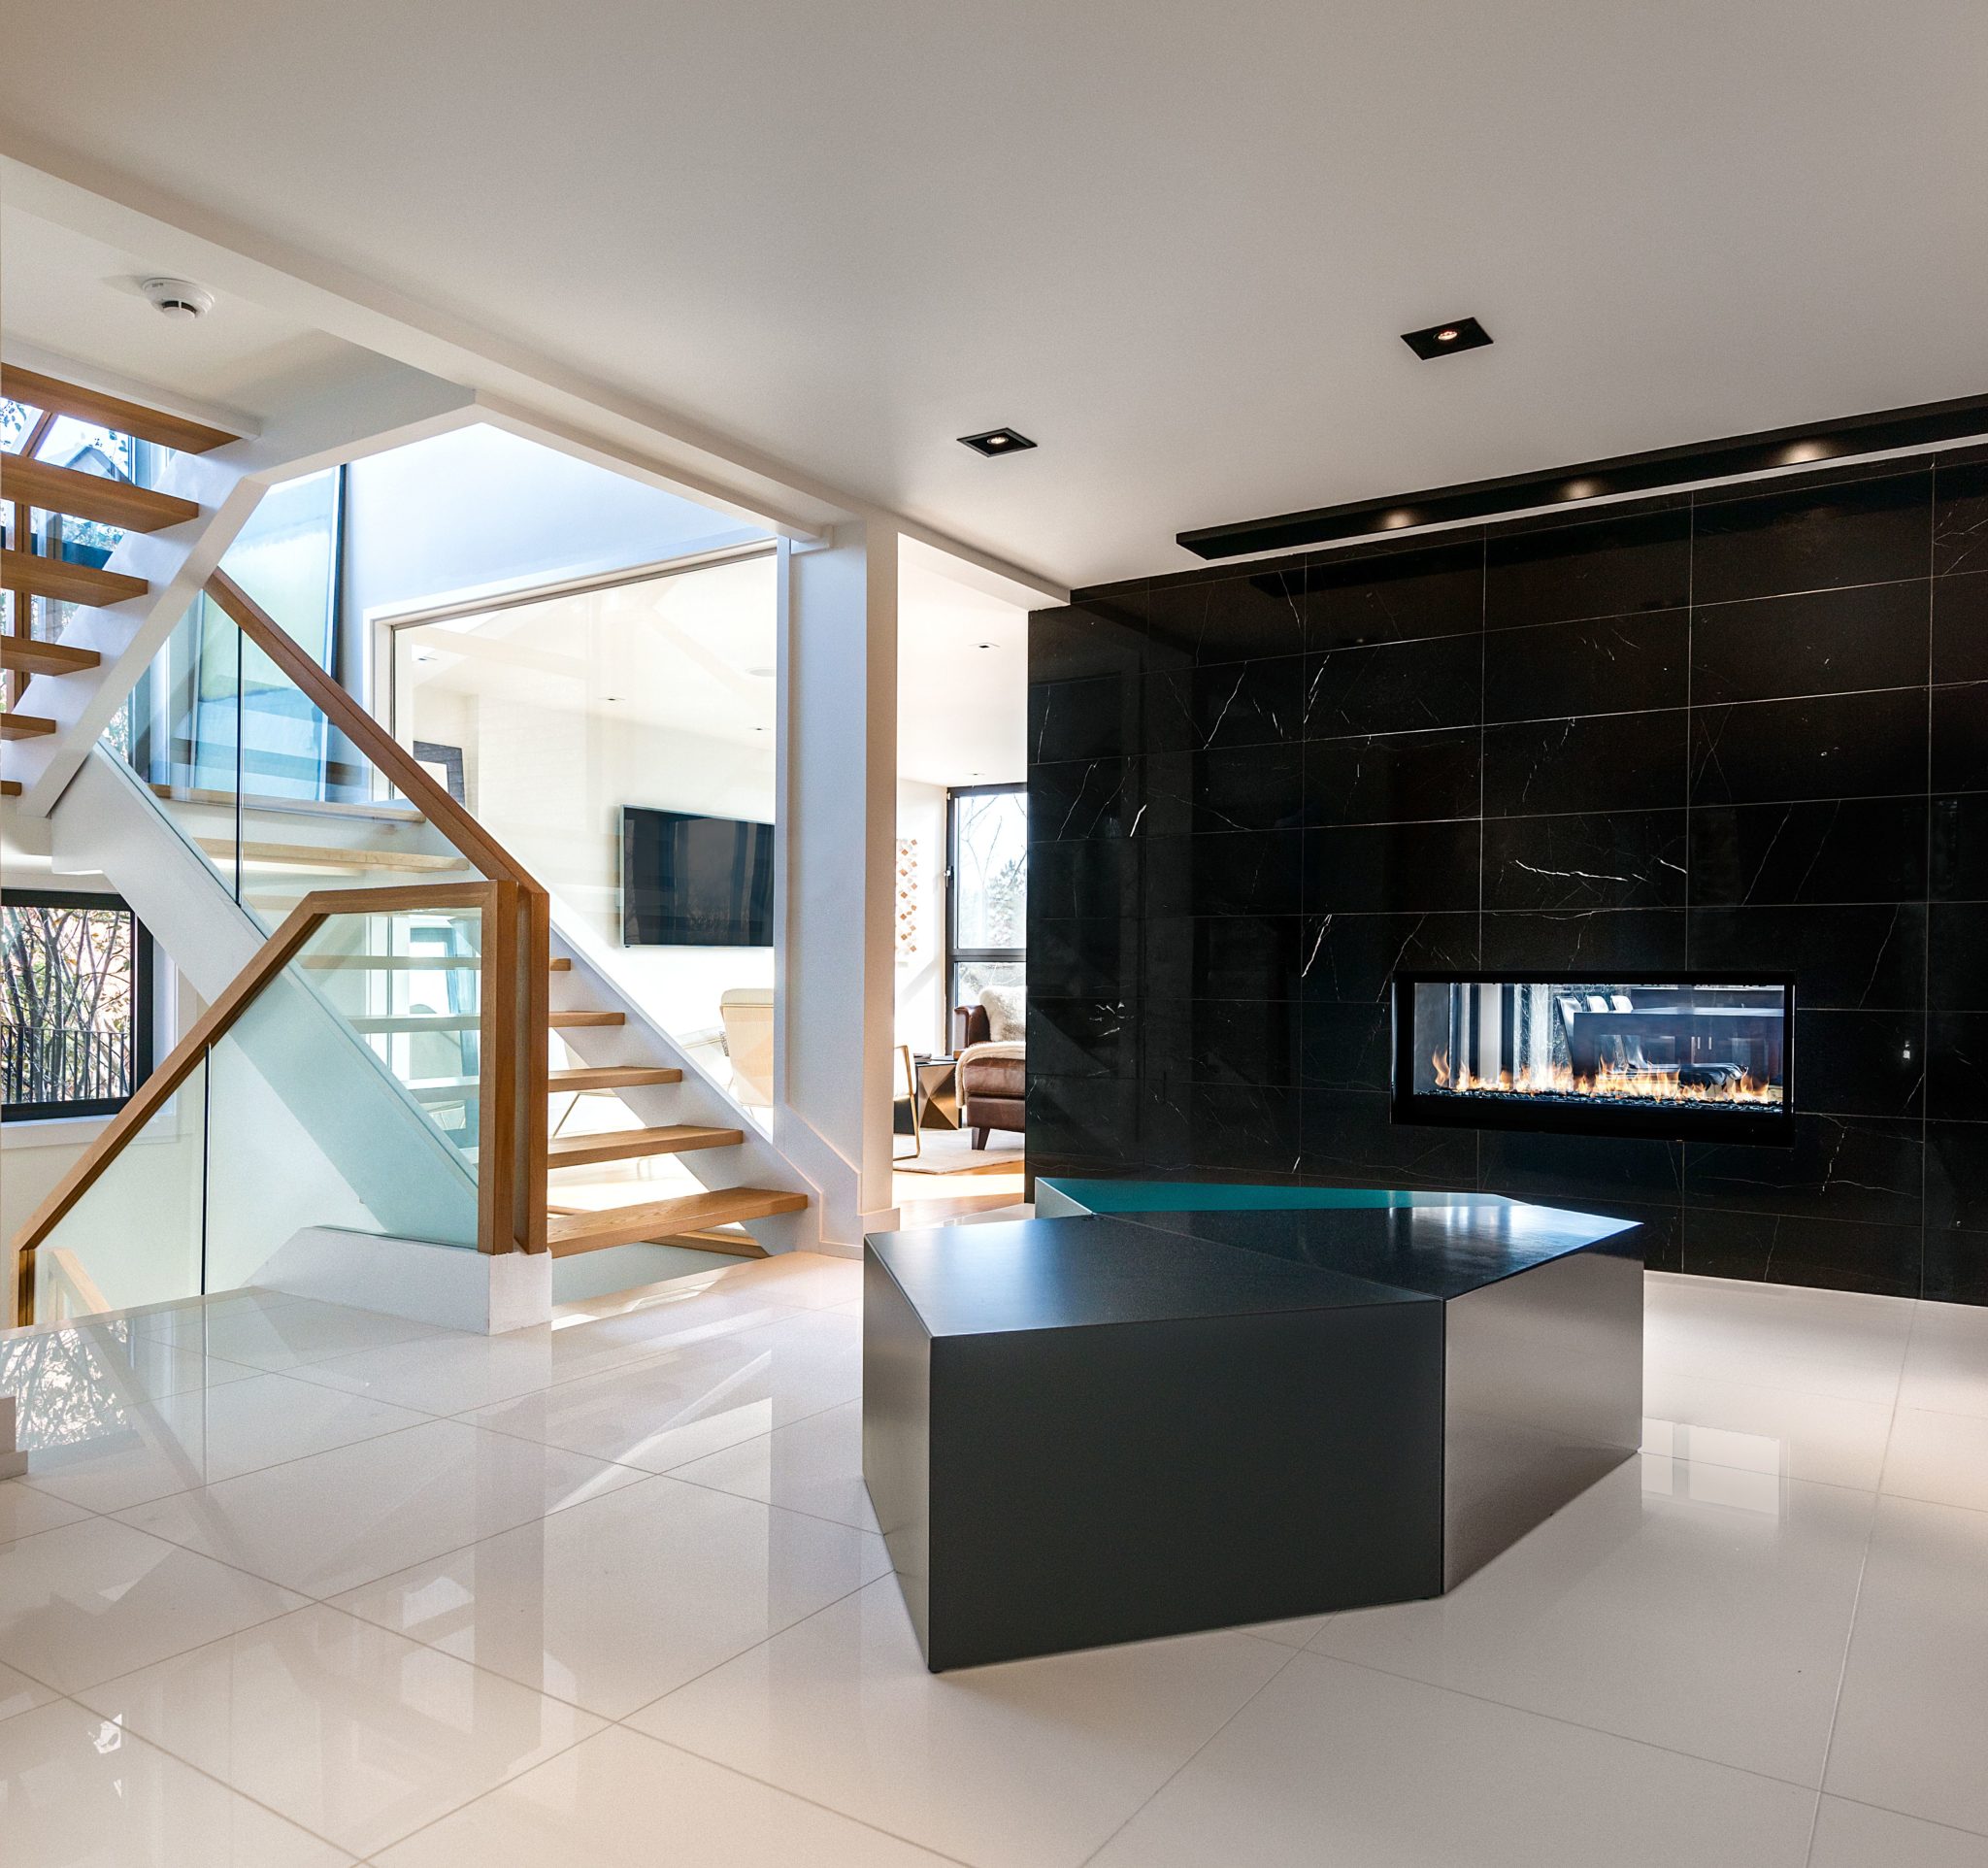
620;807;775;947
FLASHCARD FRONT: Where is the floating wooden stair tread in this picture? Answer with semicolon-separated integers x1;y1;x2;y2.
1;548;148;608
549;956;572;971
549;1009;624;1028
547;1123;744;1167
1;365;239;454
546;1186;807;1257
407;1079;480;1104
1;636;101;677
149;782;424;824
1;713;57;740
196;837;469;874
548;1064;682;1091
0;780;20;797
349;1013;479;1033
1;456;202;532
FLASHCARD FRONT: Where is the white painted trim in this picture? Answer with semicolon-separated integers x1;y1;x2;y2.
2;335;264;437
247;1227;550;1334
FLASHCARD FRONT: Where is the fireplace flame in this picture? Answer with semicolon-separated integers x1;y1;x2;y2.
1432;1058;1781;1107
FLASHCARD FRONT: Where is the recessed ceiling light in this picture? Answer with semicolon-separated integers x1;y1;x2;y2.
1402;317;1492;360
977;642;997;650
746;665;775;678
959;427;1037;457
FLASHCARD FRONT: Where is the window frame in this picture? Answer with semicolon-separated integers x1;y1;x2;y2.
944;781;1028;1027
1;888;157;1122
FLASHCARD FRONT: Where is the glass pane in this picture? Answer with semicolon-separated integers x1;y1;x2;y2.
0;398;39;452
392;552;778;1069
25;1058;206;1320
222;469;340;667
1;897;142;1116
32;414;177;490
954;959;1025;1011
125;589;481;932
952;790;1027;951
202;906;483;1284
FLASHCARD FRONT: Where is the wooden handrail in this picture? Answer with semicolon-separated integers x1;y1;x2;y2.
203;572;546;896
11;882;538;1328
204;571;549;1257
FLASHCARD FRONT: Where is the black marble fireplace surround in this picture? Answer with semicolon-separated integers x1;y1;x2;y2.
1025;450;1988;1303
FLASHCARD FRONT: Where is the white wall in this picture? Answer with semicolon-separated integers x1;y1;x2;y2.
894;778;947;1054
404;684;779;1045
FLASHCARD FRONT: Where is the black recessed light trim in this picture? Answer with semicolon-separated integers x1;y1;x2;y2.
1402;316;1492;360
1176;390;1988;561
959;426;1036;457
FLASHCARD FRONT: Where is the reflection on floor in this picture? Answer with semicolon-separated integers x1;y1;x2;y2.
0;1259;1986;1865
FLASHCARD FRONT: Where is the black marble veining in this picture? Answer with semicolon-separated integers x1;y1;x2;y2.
1030;451;1988;1302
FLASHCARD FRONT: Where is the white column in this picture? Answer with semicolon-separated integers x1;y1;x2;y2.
774;521;899;1248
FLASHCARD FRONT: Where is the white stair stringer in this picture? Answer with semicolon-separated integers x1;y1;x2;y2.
48;748;481;1252
547;909;821;1255
5;353;480;815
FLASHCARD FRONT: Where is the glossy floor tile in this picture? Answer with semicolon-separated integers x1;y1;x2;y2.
467;1309;860;1475
14;1370;429;1514
0;1318;262;1407
0;1262;1982;1865
0;1657;57;1724
1086;1651;1817;1868
0;1478;90;1543
1311;1459;1874;1785
1642;1365;1897;1490
0;1515;306;1692
1880;1407;1988;1512
374;1722;954;1866
175;1298;454;1371
1826;1495;1988;1837
1899;1304;1988;1420
668;1397;881;1532
331;1474;891;1718
114;1418;645;1597
0;1695;354;1866
1808;1797;1988;1868
79;1603;602;1857
631;1575;1289;1868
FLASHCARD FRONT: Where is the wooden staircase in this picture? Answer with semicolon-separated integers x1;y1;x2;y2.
532;955;805;1261
1;366;236;778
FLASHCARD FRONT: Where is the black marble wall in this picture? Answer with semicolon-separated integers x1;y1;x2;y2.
1026;452;1988;1302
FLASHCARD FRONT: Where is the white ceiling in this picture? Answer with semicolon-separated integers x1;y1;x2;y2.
5;3;1983;588
0;205;365;422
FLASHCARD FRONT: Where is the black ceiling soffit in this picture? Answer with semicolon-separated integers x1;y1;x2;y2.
1176;391;1988;562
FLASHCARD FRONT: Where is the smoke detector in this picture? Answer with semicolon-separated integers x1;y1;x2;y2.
139;277;215;321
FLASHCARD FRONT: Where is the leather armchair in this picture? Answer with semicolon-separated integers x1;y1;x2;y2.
952;1004;1025;1149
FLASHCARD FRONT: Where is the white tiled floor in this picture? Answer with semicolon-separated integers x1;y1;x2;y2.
0;1256;1985;1865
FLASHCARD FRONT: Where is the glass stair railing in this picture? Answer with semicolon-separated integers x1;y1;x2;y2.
124;573;481;928
12;571;552;1327
14;880;540;1324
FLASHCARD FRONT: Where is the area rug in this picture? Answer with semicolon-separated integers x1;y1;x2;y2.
895;1126;1025;1174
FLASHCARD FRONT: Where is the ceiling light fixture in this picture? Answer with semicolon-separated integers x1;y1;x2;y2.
1401;317;1492;360
959;427;1037;457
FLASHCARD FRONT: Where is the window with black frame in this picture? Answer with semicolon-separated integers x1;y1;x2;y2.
0;891;155;1120
946;784;1027;1020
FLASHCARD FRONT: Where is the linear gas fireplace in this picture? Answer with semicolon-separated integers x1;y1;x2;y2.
1391;972;1795;1144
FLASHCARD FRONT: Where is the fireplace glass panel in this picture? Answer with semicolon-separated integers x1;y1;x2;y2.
1392;974;1793;1142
